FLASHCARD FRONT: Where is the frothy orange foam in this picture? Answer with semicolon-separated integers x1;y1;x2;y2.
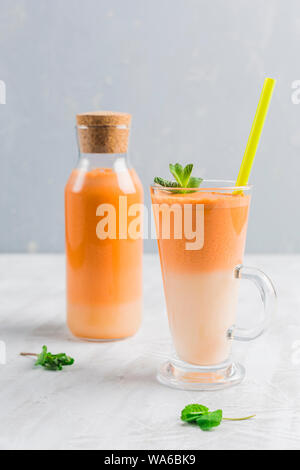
151;189;250;273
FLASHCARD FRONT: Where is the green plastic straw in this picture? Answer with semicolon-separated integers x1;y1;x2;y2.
234;78;276;193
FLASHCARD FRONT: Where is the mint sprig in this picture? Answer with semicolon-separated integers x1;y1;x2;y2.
20;345;75;371
181;404;255;431
154;163;203;193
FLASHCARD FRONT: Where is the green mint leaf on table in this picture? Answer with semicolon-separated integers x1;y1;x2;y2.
21;345;75;371
154;163;203;193
196;410;223;431
181;404;209;422
181;404;255;431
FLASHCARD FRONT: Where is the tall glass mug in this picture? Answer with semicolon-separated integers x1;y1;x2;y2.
151;181;276;390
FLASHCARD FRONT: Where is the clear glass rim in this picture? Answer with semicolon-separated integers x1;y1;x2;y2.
151;179;252;192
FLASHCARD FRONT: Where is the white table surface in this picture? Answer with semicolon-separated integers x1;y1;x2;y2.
0;253;299;450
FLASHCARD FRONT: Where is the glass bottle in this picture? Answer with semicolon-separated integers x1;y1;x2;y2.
65;111;143;340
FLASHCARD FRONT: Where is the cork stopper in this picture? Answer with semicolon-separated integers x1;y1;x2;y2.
76;111;132;154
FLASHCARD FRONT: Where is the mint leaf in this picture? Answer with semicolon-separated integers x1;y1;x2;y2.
181;404;209;422
39;349;74;371
154;177;180;188
182;164;194;187
169;163;184;186
196;410;223;431
187;176;203;188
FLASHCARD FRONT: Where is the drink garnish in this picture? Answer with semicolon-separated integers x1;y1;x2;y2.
20;345;75;371
181;404;255;431
154;163;203;192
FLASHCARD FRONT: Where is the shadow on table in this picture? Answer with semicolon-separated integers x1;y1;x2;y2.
1;321;76;343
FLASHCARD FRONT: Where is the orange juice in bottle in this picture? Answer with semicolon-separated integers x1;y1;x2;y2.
65;111;143;340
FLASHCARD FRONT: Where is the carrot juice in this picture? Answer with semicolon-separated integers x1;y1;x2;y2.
65;112;143;340
151;186;250;365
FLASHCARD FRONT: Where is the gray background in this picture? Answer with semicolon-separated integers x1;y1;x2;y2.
0;0;299;253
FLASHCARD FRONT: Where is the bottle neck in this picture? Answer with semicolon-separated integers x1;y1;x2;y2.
77;153;131;172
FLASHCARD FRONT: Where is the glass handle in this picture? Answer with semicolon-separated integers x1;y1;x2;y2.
230;264;277;342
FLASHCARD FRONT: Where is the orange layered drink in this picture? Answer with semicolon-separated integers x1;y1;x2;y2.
151;183;250;366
